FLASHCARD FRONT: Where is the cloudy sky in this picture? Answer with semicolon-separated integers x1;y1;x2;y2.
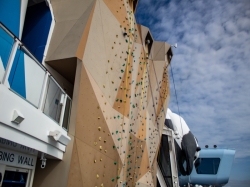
135;0;250;186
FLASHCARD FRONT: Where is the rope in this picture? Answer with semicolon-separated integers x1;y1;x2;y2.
169;63;184;136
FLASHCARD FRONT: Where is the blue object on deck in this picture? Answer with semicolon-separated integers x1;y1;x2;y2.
179;148;236;187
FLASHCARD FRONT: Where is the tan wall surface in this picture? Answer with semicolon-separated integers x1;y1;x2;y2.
36;0;172;186
33;135;74;187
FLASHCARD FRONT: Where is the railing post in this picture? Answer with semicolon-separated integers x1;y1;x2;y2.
59;94;67;127
38;71;50;111
2;39;19;87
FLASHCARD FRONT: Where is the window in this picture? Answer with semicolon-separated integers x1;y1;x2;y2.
157;135;173;187
195;158;220;175
22;1;52;62
62;96;72;131
145;32;153;58
167;48;173;64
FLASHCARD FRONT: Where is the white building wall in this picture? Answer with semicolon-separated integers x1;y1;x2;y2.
0;84;67;159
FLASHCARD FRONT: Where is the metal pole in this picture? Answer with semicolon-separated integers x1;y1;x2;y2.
2;39;19;86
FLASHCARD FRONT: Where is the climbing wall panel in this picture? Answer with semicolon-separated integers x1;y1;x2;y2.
152;42;166;61
146;116;160;167
146;60;157;125
47;0;96;61
75;65;119;161
152;61;167;118
151;156;158;187
81;0;111;104
67;139;83;187
76;138;119;187
139;25;149;49
134;24;142;44
136;171;154;187
66;0;172;186
86;66;130;164
155;64;170;134
113;52;134;117
138;144;150;180
122;133;148;187
102;0;130;29
137;110;147;141
76;0;97;59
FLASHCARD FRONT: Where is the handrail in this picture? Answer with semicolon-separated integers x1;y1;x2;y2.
0;22;42;67
0;22;69;98
0;21;72;130
0;22;16;39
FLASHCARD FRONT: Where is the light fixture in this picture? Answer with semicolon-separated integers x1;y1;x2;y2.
48;130;71;145
11;110;24;124
171;43;177;48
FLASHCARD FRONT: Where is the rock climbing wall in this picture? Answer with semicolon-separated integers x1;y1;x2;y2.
48;0;172;187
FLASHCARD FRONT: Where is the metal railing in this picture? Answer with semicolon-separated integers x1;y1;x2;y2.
0;22;71;131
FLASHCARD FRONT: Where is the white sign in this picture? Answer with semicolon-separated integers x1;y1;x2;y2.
0;147;37;169
0;137;37;155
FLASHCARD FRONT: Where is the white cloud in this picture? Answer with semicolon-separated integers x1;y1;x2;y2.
136;0;250;161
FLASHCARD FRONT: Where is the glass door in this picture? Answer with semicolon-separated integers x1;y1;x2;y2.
2;167;30;187
0;164;6;187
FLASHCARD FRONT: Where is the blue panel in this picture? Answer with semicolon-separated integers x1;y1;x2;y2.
9;50;26;98
34;45;46;62
22;2;52;62
0;28;14;68
0;0;20;37
8;49;21;84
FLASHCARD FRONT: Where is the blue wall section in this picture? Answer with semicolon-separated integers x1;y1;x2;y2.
0;28;14;69
0;0;20;37
22;2;52;62
8;49;26;98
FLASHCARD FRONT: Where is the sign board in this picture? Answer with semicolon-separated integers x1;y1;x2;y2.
0;147;37;169
0;138;37;155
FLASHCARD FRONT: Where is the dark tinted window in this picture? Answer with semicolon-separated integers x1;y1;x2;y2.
167;48;173;63
2;171;28;187
157;135;173;187
195;158;220;174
